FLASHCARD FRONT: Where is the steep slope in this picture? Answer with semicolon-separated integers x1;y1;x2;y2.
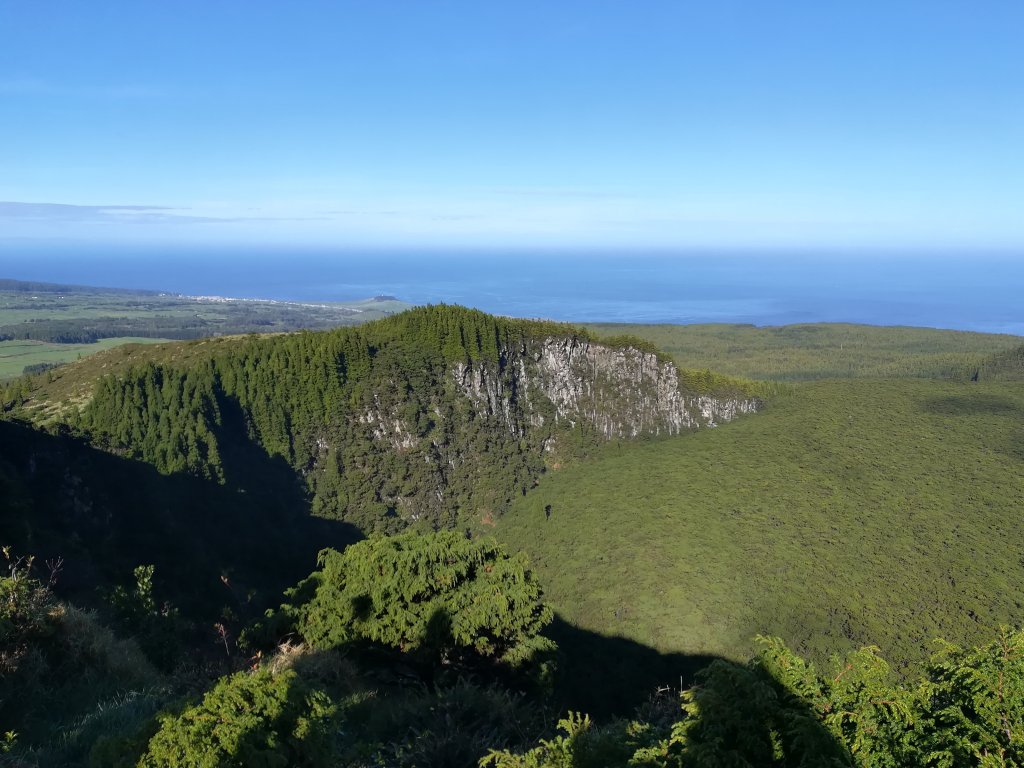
5;306;759;531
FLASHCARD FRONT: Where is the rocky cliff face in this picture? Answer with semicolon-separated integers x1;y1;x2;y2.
452;336;760;442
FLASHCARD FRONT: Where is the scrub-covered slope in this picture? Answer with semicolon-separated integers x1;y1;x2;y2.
494;378;1024;671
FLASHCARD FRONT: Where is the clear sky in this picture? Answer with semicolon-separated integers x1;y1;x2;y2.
1;1;1022;250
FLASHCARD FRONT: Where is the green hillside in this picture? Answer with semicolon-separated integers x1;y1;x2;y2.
974;342;1024;380
493;377;1024;674
7;308;1024;765
583;322;1022;380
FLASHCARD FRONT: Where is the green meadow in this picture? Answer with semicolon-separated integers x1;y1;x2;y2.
493;377;1024;674
585;322;1020;380
0;337;170;381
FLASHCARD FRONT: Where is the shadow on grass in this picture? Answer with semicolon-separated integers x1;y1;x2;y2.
922;393;1024;462
546;616;854;764
545;614;721;718
273;611;856;767
923;393;1021;416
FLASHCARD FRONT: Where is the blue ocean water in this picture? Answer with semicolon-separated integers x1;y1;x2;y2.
1;247;1022;335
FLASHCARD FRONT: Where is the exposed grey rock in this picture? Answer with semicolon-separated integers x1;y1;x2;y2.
453;336;760;441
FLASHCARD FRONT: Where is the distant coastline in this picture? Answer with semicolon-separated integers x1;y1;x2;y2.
1;250;1022;335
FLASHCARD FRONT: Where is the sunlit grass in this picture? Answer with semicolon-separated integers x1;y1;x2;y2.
0;337;170;381
495;378;1024;675
585;322;1022;380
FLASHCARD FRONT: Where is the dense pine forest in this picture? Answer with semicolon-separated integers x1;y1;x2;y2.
3;305;1024;766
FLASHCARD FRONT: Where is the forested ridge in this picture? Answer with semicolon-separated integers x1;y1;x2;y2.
75;307;590;531
3;306;1024;766
6;305;759;531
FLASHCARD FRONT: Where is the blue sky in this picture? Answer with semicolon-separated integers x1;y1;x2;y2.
1;1;1022;250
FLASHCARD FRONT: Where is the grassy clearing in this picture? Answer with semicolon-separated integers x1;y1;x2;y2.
493;378;1024;675
584;322;1022;380
0;337;170;381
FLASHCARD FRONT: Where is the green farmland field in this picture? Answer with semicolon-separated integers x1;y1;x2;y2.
0;337;171;381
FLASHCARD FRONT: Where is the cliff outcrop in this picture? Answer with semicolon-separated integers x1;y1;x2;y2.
453;336;759;441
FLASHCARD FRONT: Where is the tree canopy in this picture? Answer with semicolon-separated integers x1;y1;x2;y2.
255;531;555;673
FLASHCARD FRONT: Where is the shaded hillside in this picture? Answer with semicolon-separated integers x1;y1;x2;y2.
5;306;759;532
0;418;359;627
493;378;1024;673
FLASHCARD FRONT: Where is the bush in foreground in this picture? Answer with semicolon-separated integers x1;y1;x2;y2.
250;531;555;676
136;668;335;768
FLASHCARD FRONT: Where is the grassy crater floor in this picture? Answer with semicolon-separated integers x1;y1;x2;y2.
493;378;1024;675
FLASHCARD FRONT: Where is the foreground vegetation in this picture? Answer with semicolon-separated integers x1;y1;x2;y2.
6;535;1024;767
4;304;1024;765
487;627;1024;767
